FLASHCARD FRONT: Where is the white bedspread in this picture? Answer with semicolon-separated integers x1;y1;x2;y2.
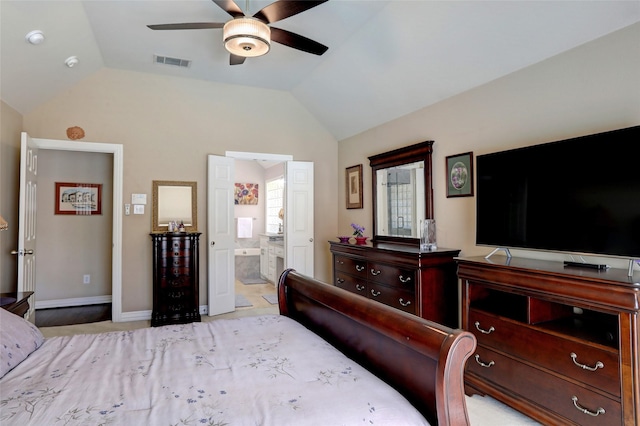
1;315;430;425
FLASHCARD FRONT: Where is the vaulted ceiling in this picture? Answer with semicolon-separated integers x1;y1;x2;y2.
1;1;639;140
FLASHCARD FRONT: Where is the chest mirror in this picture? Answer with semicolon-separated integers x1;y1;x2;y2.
152;180;197;232
368;141;434;244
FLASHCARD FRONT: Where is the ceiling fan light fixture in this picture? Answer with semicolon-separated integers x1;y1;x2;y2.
223;17;270;57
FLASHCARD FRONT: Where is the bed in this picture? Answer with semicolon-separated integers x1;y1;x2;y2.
0;269;476;425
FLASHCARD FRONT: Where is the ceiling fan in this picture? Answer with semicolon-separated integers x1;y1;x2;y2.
147;0;329;65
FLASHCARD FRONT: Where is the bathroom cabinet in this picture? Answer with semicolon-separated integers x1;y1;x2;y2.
260;234;284;284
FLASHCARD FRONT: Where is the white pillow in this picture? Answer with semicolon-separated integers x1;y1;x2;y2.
0;308;44;378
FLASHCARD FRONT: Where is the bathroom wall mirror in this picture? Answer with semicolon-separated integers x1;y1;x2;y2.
368;141;434;244
152;180;197;232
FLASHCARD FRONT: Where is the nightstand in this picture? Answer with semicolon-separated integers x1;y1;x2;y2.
0;291;34;318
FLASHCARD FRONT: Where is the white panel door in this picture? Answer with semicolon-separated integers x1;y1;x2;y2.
207;155;235;316
16;132;38;322
285;161;314;278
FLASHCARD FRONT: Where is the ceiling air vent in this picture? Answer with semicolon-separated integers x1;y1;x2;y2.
154;55;191;68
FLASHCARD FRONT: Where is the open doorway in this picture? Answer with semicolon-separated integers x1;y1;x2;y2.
16;134;123;324
207;152;314;317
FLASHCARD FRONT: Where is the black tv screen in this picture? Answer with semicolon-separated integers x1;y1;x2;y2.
476;126;640;259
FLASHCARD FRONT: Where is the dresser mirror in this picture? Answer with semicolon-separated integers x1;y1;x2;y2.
368;141;434;244
152;180;197;232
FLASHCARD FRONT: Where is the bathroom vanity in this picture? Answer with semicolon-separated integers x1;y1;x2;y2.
260;234;284;284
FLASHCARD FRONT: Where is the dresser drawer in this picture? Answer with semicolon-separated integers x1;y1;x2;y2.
160;247;191;258
368;262;416;291
368;283;416;315
469;309;620;397
159;256;190;268
159;275;191;288
334;255;367;277
468;346;622;426
335;272;368;296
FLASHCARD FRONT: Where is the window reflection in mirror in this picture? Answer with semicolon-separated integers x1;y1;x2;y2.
375;161;425;238
369;141;434;244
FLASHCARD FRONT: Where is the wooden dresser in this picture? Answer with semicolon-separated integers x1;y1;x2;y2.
458;256;639;426
329;241;460;328
150;232;201;327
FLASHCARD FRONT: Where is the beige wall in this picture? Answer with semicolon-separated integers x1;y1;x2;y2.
0;101;23;293
21;68;338;313
339;23;640;270
35;150;113;302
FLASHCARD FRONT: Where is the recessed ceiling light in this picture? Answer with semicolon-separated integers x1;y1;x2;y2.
65;56;79;68
25;30;45;45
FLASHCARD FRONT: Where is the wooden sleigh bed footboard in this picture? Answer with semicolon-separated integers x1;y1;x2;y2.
278;269;477;426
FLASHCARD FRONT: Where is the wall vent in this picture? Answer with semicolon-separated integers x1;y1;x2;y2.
154;55;191;68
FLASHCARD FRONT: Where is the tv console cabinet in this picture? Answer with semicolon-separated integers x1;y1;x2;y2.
329;241;460;328
458;256;639;426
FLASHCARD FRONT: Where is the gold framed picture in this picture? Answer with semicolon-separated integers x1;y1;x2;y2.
346;164;363;209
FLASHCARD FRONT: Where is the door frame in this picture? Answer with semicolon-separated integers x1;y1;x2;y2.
26;136;124;321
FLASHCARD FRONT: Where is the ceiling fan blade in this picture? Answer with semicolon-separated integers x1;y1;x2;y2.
270;27;328;56
147;23;225;30
230;54;246;65
253;0;328;24
212;0;245;18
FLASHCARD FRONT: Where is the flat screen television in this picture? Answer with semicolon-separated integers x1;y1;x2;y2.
476;125;640;260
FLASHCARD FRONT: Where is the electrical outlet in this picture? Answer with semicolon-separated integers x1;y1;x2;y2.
83;274;91;284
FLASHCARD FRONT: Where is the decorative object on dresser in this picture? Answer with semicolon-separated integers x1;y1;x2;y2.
345;164;363;209
330;241;460;328
0;292;34;318
458;256;640;426
150;232;202;327
445;151;474;198
369;141;434;244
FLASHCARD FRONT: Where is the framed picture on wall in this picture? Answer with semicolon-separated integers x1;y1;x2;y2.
55;182;102;215
446;152;474;198
346;164;363;209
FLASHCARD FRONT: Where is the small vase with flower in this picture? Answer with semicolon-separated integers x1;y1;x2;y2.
351;223;368;245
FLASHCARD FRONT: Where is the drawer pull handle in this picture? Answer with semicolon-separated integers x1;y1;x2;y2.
370;269;381;276
399;298;411;307
355;265;365;272
399;275;411;283
474;354;495;368
474;321;495;334
370;289;381;297
571;396;605;417
570;352;604;371
356;284;365;291
337;260;344;265
336;278;344;284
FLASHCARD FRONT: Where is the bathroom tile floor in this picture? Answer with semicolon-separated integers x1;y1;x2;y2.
235;279;277;310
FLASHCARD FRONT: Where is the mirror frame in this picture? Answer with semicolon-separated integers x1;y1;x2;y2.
152;180;197;233
368;141;434;244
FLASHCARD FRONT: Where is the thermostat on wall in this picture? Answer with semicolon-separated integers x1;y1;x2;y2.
131;193;147;205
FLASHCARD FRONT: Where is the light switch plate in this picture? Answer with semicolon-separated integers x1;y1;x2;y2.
133;205;144;215
125;204;131;215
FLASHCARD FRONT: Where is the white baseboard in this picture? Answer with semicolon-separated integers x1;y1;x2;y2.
119;310;151;322
36;295;112;310
115;305;209;323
